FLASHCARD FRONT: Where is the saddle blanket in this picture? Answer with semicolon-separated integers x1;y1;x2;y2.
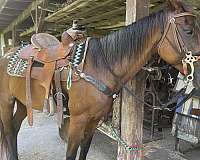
7;42;86;77
7;45;29;77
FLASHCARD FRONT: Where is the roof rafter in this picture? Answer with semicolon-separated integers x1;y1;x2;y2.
2;0;46;34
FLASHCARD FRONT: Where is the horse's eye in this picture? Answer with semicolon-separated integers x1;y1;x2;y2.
186;29;193;35
183;27;194;35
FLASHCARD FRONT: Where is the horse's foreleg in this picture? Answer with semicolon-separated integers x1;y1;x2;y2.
59;117;70;142
79;119;100;160
0;99;18;160
12;100;27;157
66;115;87;160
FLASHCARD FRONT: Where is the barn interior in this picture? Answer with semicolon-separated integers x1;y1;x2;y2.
0;0;200;159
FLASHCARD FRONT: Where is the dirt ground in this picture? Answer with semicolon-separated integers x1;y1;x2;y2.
18;111;117;160
18;111;200;160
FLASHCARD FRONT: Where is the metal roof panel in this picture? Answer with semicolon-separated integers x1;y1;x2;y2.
0;0;32;30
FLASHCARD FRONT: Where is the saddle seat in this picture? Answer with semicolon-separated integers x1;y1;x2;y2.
20;32;74;63
31;33;60;50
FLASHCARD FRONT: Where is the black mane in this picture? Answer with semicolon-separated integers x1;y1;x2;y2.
88;10;167;71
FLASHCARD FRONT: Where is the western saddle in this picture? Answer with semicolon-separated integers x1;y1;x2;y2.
19;29;84;126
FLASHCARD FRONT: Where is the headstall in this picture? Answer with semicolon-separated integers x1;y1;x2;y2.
158;12;200;83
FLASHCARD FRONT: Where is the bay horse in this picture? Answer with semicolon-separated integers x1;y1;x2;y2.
0;0;200;159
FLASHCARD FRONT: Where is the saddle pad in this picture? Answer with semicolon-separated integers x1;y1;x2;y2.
7;45;29;77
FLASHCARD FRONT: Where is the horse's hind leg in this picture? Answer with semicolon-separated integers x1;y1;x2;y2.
13;100;27;134
12;100;27;155
0;117;11;160
0;98;18;160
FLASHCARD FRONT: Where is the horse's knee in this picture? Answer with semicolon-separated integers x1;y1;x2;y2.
59;117;70;142
79;134;94;160
79;120;99;160
66;116;88;160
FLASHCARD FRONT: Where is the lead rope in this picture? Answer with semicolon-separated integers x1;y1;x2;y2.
67;63;72;90
109;123;144;151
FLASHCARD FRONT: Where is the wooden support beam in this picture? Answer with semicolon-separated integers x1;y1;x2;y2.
46;0;124;23
0;33;5;56
184;0;200;8
19;26;35;37
118;0;149;160
3;0;45;34
11;26;20;47
12;27;16;47
45;0;92;22
81;7;125;25
37;0;48;33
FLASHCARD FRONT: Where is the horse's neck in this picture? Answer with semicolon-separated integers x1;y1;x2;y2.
91;11;166;89
117;28;161;84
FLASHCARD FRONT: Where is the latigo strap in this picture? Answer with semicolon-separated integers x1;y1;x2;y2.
55;69;64;128
26;56;34;126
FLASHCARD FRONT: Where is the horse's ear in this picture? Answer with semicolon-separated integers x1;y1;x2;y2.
167;0;183;11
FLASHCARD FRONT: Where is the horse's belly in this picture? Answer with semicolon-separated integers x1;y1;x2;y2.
9;76;45;111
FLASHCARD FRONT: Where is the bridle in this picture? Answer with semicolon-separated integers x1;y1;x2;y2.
74;11;200;100
158;12;200;83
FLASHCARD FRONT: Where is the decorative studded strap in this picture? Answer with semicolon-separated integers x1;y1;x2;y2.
77;37;91;72
72;42;86;68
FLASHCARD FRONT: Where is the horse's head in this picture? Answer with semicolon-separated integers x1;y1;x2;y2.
158;0;200;89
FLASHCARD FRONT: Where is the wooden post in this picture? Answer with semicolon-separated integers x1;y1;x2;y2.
35;0;39;33
118;0;149;160
37;0;48;33
12;27;16;48
12;26;20;47
0;34;5;56
33;0;47;33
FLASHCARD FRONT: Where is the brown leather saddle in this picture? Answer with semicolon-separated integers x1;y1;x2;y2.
19;32;75;126
20;33;73;62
